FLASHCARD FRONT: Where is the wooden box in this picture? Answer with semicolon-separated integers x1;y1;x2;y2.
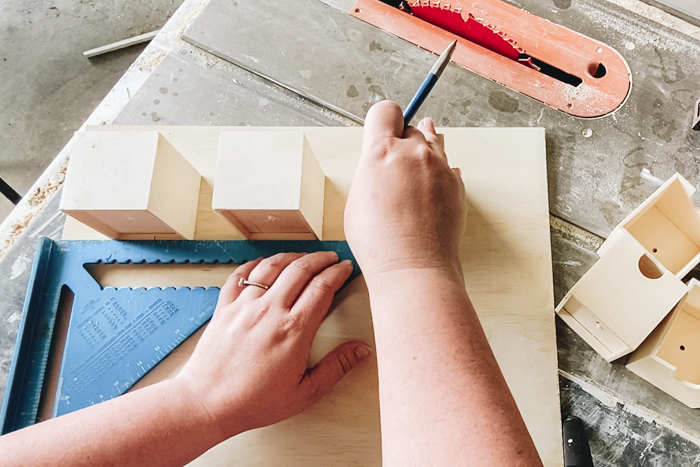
212;131;325;240
60;131;202;240
556;174;700;361
627;279;700;408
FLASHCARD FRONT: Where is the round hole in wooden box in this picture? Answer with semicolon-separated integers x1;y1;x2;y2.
639;254;663;279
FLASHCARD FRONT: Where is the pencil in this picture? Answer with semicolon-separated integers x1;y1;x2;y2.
403;40;457;128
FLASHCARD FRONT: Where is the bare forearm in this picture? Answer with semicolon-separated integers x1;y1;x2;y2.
367;268;542;467
0;378;229;467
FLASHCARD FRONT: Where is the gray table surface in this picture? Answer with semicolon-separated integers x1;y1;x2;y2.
3;0;700;465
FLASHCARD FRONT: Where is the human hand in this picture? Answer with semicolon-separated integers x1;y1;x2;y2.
175;252;371;438
344;100;467;281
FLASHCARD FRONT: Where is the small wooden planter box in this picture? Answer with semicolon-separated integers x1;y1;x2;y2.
556;174;700;361
60;131;201;240
627;279;700;408
212;131;325;240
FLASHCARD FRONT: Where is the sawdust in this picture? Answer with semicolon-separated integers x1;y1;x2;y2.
196;48;221;69
0;164;67;262
550;214;605;252
560;369;700;445
563;82;626;118
1;217;31;259
27;165;66;207
564;83;596;101
137;50;166;73
174;0;211;39
136;0;211;73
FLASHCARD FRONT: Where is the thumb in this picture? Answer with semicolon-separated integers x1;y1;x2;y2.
300;340;372;404
362;100;404;154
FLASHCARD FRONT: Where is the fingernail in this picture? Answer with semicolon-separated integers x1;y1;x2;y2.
341;259;353;268
328;251;339;260
354;344;372;360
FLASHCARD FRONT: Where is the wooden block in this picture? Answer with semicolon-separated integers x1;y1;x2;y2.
556;173;700;361
627;279;700;408
212;131;325;240
60;131;202;240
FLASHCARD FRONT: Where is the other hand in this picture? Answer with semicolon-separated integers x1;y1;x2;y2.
176;252;371;438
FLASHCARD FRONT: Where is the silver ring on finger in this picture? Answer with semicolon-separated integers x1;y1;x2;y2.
238;277;270;290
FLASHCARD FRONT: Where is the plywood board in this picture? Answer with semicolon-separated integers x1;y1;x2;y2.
63;125;562;466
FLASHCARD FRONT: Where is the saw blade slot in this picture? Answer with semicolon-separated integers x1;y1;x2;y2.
403;1;588;88
528;56;583;88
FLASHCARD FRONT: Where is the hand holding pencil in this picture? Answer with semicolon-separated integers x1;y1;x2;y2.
402;40;457;128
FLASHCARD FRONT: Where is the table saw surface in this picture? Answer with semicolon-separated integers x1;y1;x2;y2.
2;0;700;465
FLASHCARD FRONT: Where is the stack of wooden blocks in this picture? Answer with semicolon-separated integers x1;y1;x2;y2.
61;130;326;242
557;173;700;407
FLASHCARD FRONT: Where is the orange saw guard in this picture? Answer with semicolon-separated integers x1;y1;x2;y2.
351;0;631;118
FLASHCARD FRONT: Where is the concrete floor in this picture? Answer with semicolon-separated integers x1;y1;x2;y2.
0;0;184;221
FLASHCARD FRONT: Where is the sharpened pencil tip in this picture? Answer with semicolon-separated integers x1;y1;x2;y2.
403;40;458;127
430;40;457;77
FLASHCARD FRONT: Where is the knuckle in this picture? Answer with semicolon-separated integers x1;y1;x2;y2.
257;255;286;271
309;275;336;295
413;144;433;162
307;381;325;404
368;100;400;121
288;256;317;275
245;302;273;328
278;315;299;334
224;269;250;291
255;253;299;274
372;137;397;159
376;99;400;113
226;269;244;285
336;353;353;375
